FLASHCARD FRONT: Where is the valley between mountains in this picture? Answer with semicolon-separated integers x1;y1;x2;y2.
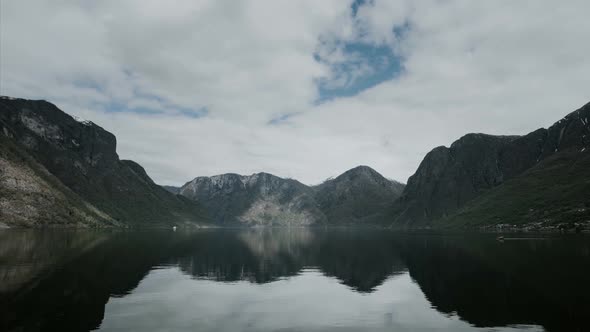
1;96;589;230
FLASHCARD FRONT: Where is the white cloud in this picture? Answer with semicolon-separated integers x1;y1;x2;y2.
2;0;590;186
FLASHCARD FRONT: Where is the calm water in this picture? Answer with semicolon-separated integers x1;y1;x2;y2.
0;229;589;332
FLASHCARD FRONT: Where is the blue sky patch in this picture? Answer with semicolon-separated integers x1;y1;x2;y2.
105;100;208;118
73;80;208;118
314;0;408;103
268;112;301;125
315;42;403;103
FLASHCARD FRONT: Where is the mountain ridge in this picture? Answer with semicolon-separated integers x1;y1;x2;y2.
2;95;589;229
391;101;590;228
177;165;405;226
0;97;208;227
179;172;326;225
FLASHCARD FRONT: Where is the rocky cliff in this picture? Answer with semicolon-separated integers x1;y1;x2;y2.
392;101;590;226
179;166;405;226
0;97;207;227
0;133;116;227
179;172;326;225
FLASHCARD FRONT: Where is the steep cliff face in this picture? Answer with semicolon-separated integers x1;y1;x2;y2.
393;101;590;226
180;173;325;225
392;135;517;225
0;134;116;227
314;166;404;224
0;97;207;227
446;103;590;227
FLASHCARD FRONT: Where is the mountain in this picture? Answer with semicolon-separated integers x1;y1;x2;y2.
0;97;208;227
392;101;590;228
0;97;403;228
446;149;590;228
15;93;586;229
179;173;326;225
314;165;405;224
0;132;116;228
178;166;405;226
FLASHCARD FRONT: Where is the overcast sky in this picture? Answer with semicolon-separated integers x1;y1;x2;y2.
2;0;589;186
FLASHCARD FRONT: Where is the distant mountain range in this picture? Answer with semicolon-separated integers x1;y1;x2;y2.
1;96;588;229
177;166;404;226
179;172;326;225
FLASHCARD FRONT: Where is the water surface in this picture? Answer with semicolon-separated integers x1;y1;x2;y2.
1;229;588;331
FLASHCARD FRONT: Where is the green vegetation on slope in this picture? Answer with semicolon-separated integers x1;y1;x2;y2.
443;149;590;228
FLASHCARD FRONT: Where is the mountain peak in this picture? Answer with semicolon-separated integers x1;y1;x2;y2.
185;172;288;190
315;166;405;224
334;165;404;186
178;172;323;225
346;165;378;174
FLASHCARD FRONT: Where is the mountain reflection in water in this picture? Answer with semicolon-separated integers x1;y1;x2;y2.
0;229;588;332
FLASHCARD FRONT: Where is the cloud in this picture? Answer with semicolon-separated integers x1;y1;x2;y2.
2;0;590;185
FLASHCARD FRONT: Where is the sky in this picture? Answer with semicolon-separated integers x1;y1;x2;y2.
1;0;590;186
